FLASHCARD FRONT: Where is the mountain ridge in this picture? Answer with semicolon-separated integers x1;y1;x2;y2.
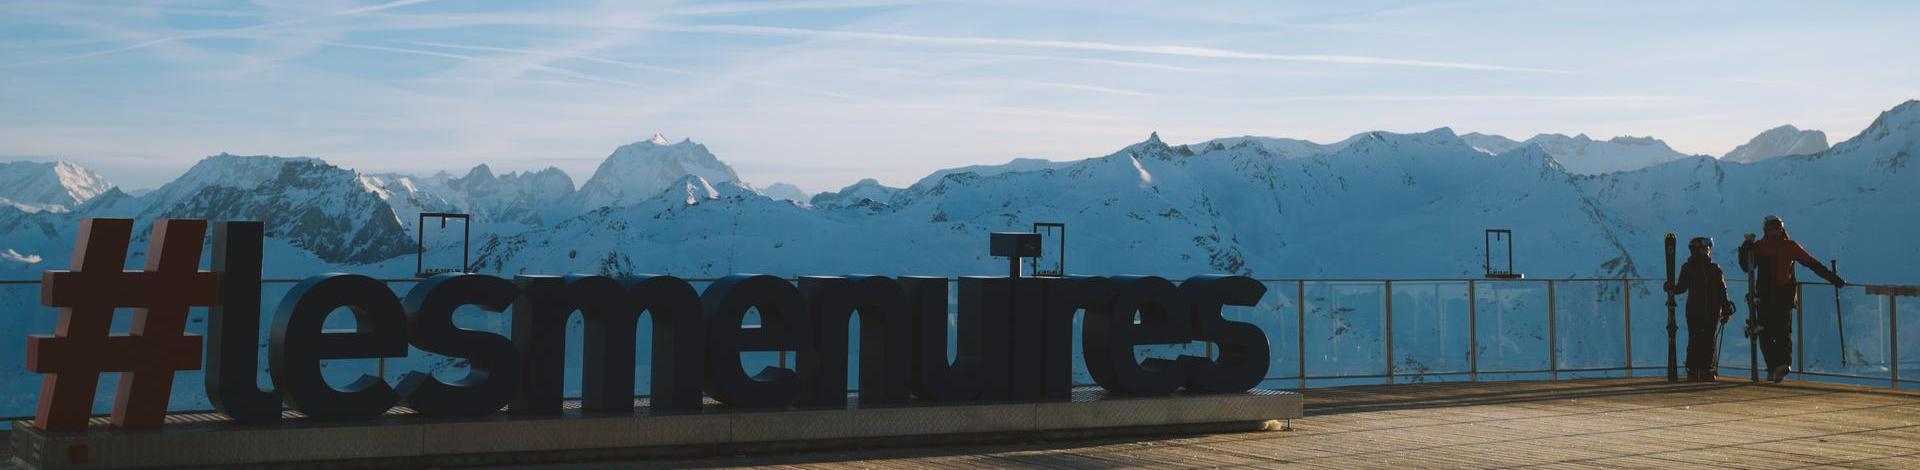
1;100;1915;283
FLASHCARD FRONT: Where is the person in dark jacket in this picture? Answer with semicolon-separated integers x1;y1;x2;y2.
1738;215;1846;383
1666;237;1732;381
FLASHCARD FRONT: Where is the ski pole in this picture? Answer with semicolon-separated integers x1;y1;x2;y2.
1713;315;1728;378
1833;260;1847;368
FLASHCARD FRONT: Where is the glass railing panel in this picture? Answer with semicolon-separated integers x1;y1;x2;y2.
1552;280;1626;377
1474;280;1549;373
1626;279;1668;372
1897;296;1916;389
1301;281;1386;381
1717;278;1760;377
1247;281;1300;388
1389;281;1471;382
0;282;88;418
1798;284;1892;383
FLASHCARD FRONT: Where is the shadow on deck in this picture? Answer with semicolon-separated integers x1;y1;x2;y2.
513;378;1920;469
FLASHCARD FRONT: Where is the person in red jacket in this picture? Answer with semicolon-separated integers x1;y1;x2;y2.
1738;215;1846;383
1666;237;1732;381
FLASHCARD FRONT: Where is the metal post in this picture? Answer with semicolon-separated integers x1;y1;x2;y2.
1384;281;1395;384
1796;283;1805;381
1548;280;1558;381
1890;296;1898;389
1297;281;1307;390
1624;279;1633;378
415;214;424;277
1468;280;1479;382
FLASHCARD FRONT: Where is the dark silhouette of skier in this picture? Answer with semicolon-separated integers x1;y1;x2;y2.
1665;237;1732;381
1739;215;1846;383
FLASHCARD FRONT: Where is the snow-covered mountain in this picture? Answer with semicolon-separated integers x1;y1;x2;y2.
575;134;743;210
1;101;1916;285
1200;135;1350;159
1724;125;1829;162
1516;133;1689;175
1584;101;1919;283
1460;132;1525;155
760;183;811;205
1457;132;1691;174
810;178;902;210
0;161;114;212
364;165;578;228
910;157;1070;188
464;127;1638;280
152;157;415;264
2;100;1919;417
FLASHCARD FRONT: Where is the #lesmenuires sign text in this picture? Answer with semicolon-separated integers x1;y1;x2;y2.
28;220;1271;431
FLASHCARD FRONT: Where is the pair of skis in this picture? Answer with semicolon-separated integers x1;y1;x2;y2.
1741;234;1759;382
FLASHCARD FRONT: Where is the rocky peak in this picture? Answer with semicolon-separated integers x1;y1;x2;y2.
1724;125;1829;162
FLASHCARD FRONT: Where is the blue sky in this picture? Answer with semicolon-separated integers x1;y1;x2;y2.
2;0;1916;192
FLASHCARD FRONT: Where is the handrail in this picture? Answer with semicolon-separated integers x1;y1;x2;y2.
0;275;1910;287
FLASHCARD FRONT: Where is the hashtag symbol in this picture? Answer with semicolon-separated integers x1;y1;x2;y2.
28;219;216;431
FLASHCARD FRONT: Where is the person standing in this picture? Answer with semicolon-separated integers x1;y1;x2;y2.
1739;215;1846;383
1666;237;1732;381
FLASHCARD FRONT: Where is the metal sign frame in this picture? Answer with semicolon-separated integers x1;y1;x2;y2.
1484;228;1522;279
1031;222;1066;277
416;212;471;278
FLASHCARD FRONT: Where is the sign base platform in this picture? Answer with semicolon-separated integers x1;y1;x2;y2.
10;388;1300;469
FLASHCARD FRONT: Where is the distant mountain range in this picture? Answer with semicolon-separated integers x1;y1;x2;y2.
0;101;1912;285
0;161;112;213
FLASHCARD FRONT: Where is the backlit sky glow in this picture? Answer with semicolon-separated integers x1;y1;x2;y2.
2;0;1916;192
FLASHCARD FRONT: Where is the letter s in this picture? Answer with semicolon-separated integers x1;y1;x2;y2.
1181;275;1269;393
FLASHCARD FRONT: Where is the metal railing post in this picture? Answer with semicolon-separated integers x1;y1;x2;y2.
1468;280;1478;382
1796;283;1805;380
1384;280;1394;384
1548;280;1558;381
1297;280;1307;390
1624;279;1634;378
1890;296;1898;389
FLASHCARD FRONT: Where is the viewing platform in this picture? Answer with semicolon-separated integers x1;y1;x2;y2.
562;377;1920;469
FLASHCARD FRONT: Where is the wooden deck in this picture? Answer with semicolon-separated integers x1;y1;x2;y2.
513;378;1920;469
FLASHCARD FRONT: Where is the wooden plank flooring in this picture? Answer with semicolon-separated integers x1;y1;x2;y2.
511;378;1920;469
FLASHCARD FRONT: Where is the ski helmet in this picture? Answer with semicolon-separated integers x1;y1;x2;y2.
1764;215;1785;232
1689;237;1712;252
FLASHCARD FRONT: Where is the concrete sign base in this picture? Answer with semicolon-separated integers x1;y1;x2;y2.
11;388;1301;469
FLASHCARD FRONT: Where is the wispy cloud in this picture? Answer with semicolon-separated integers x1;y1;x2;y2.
5;0;435;67
404;40;871;101
1238;94;1678;103
666;0;933;16
662;24;1574;74
1721;78;1807;88
316;41;663;91
1000;79;1155;97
